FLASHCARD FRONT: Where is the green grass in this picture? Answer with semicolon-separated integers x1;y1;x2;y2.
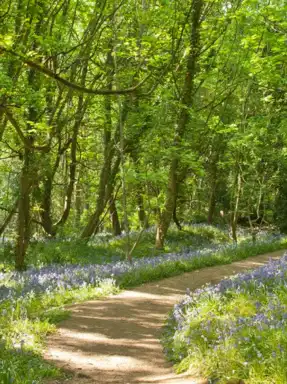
0;227;286;384
0;279;119;384
118;237;287;288
162;249;287;383
0;224;231;270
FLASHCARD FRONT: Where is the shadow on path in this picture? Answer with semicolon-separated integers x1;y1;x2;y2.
45;249;285;384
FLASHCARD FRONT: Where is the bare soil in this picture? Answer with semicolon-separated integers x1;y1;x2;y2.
44;249;285;384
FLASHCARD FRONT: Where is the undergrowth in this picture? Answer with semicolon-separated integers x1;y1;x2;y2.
0;280;118;384
118;237;287;288
162;253;287;383
0;224;230;270
0;225;286;383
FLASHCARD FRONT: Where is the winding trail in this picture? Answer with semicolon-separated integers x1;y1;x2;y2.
45;249;285;384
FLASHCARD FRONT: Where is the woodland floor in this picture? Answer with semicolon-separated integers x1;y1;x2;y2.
44;249;286;384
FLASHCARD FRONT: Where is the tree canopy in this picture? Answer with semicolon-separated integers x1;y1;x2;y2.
0;0;286;269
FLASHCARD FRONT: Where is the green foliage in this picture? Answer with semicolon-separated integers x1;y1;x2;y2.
162;244;287;383
118;237;287;288
0;0;286;269
0;280;119;384
0;228;285;383
0;0;286;380
275;165;287;233
0;348;59;384
0;225;231;268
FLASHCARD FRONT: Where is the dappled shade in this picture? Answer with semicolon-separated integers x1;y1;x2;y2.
45;250;284;383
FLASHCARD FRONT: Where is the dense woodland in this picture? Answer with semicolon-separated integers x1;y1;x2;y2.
0;0;286;270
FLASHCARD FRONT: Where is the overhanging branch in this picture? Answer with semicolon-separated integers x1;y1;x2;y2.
0;45;151;95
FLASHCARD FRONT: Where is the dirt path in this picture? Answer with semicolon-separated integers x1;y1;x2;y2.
45;249;285;384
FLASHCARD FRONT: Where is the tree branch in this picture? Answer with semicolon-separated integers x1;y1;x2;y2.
0;45;151;96
0;199;18;236
0;106;50;151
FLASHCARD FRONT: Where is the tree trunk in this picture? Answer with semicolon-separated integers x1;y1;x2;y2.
110;198;121;236
81;143;113;238
230;172;241;243
39;62;89;236
14;1;46;269
81;108;128;239
130;149;148;229
173;204;182;230
15;59;41;268
207;148;221;224
155;159;178;248
207;165;218;224
75;174;82;228
137;193;148;228
52;94;83;232
40;172;55;236
207;189;216;224
155;0;203;248
81;49;116;239
15;147;34;270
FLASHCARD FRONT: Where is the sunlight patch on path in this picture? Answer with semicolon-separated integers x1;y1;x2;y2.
45;249;285;384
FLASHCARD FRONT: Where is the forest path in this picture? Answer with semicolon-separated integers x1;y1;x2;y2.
45;249;285;384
